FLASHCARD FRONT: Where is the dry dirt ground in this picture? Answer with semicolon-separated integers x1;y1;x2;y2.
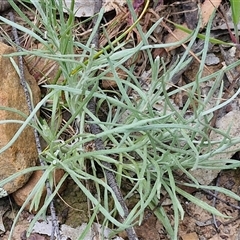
1;169;240;239
1;0;240;239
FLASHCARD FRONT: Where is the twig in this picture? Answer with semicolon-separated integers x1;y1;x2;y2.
87;101;139;240
204;189;240;210
175;173;240;210
9;12;60;240
91;0;102;49
87;1;139;239
212;173;221;230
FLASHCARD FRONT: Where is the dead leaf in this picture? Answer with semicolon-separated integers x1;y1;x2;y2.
164;23;190;51
101;68;127;89
164;0;222;51
25;43;63;85
201;0;222;28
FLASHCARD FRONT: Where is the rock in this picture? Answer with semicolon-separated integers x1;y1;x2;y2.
0;42;40;196
191;110;240;185
12;169;66;212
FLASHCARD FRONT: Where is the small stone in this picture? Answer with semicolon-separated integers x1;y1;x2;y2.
205;53;220;66
0;42;40;196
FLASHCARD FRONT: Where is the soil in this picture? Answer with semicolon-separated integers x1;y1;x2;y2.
1;169;240;239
